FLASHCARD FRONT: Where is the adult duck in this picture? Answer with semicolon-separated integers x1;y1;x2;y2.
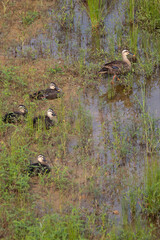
3;105;28;123
27;154;51;176
33;108;57;130
29;82;63;100
99;50;135;83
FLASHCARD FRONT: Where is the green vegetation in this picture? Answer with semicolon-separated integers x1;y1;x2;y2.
129;0;160;31
22;11;39;26
82;0;106;30
107;220;154;240
1;0;160;239
143;158;160;218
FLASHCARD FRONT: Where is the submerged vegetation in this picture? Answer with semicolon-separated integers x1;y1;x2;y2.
0;0;160;239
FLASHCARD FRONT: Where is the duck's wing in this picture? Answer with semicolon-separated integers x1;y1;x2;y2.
45;116;54;130
29;90;45;100
27;163;40;176
44;89;57;100
33;115;44;128
40;164;51;174
99;60;127;74
3;112;20;123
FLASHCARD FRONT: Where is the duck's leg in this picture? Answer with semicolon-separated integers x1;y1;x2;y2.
111;74;117;85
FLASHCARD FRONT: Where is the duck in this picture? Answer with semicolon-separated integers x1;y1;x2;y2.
2;105;28;123
33;108;57;130
27;154;51;176
29;82;63;100
99;50;135;83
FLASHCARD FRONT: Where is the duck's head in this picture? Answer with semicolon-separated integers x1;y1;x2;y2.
37;154;48;165
47;108;57;120
50;82;60;92
122;50;135;57
18;105;28;114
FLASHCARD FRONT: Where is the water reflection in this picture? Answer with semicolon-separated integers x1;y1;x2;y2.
11;0;125;61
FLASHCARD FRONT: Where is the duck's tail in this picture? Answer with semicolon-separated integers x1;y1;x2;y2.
98;67;108;74
29;93;37;99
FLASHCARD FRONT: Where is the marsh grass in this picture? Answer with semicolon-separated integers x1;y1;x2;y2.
129;0;135;24
24;209;86;240
129;24;138;54
134;0;160;31
107;218;155;240
82;0;106;30
137;84;160;154
22;11;39;26
111;120;132;167
0;131;30;199
142;157;160;218
0;65;27;88
53;0;74;31
75;97;93;154
53;165;70;190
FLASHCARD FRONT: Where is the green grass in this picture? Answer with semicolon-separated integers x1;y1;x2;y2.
107;219;155;240
130;0;160;31
22;11;39;26
142;158;160;218
83;0;106;30
12;209;86;240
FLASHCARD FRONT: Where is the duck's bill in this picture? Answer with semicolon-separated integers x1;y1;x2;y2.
56;87;61;92
129;52;135;57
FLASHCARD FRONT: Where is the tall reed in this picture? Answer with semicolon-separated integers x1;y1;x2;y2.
83;0;105;30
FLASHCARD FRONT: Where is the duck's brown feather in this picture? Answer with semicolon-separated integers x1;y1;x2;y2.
99;60;130;75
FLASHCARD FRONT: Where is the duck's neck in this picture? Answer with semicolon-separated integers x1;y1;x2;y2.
122;55;131;68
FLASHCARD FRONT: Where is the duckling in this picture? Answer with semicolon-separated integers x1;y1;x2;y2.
99;50;135;83
27;155;51;176
29;82;63;100
2;105;28;123
33;108;57;130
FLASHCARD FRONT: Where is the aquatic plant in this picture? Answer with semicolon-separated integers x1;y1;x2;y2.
110;119;132;168
137;84;160;154
142;157;160;219
107;218;155;240
82;0;106;30
75;96;93;154
134;0;160;30
129;24;138;54
129;0;135;24
53;1;74;31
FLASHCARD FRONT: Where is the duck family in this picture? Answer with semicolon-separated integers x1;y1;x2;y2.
3;50;134;177
2;82;62;176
